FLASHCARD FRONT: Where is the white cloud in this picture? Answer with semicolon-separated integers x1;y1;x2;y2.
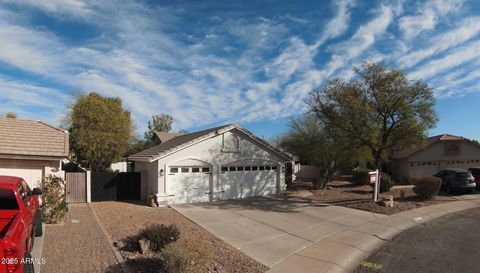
280;4;395;112
317;0;356;44
6;0;92;18
399;16;480;67
0;24;63;74
266;37;317;79
399;0;463;39
284;15;308;24
409;39;480;80
328;4;394;72
0;0;476;133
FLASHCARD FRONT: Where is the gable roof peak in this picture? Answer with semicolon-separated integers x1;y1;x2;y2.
129;123;292;162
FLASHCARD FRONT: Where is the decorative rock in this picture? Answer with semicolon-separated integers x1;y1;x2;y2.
380;195;394;207
138;239;151;255
113;240;125;249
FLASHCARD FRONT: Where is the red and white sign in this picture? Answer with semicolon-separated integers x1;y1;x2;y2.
369;174;377;184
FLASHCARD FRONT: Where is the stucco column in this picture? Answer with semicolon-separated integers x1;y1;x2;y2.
86;170;91;203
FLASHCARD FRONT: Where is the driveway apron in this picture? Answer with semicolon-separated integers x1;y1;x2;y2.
173;196;384;268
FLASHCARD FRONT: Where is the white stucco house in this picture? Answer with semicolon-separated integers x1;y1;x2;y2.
0;117;69;189
392;134;480;183
129;124;294;205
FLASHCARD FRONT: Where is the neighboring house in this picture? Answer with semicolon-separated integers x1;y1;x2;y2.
129;124;294;205
151;131;184;145
392;134;480;183
0;117;69;189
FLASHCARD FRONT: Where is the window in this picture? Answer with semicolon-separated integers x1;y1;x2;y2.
221;166;228;172
266;166;271;170
272;166;277;170
23;181;32;198
0;188;18;209
237;166;244;171
181;167;189;173
259;166;265;170
202;167;210;173
170;167;179;173
252;166;258;171
192;167;200;173
245;166;251;171
17;183;28;207
229;166;236;171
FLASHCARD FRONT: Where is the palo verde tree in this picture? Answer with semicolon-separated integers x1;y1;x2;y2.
278;115;356;189
308;62;438;169
68;92;132;171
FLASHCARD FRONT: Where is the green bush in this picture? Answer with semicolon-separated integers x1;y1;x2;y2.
378;173;394;193
41;174;67;224
138;224;180;252
352;168;372;185
412;177;442;199
162;239;214;273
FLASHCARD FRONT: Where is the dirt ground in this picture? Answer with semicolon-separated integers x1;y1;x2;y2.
291;181;456;215
90;201;268;273
42;204;118;273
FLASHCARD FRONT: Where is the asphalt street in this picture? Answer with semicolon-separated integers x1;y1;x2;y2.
355;208;480;273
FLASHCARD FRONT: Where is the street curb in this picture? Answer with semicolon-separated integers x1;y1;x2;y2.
331;198;480;273
88;204;125;264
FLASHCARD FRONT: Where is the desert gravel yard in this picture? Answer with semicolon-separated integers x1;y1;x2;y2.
42;204;118;273
296;181;456;215
91;201;268;273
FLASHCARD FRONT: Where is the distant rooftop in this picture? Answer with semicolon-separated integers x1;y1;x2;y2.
393;134;471;159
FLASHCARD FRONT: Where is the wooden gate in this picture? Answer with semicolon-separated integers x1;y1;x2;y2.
65;172;87;203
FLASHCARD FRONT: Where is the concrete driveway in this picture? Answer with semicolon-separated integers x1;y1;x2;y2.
173;196;386;269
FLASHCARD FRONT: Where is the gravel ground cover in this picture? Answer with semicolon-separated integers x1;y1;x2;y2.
42;204;118;273
91;201;268;273
292;180;456;215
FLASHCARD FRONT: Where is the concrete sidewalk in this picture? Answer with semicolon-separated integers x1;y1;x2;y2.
174;195;480;273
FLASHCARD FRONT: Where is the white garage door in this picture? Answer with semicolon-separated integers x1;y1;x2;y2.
0;168;43;189
411;162;440;177
220;163;278;200
167;166;212;204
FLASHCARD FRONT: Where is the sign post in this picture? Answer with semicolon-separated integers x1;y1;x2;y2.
369;169;380;202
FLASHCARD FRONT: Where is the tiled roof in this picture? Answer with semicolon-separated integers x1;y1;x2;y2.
129;124;293;162
0;117;69;158
393;134;469;159
153;132;184;143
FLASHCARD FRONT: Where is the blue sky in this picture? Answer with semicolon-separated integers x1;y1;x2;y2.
0;0;479;141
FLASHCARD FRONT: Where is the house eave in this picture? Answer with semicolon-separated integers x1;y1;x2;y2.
0;153;67;161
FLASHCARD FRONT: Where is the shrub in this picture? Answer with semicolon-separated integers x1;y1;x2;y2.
138;224;180;252
41;174;67;224
352;168;372;185
369;172;395;193
162;239;214;273
412;177;442;199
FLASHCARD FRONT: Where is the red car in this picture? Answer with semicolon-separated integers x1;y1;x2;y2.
0;176;42;273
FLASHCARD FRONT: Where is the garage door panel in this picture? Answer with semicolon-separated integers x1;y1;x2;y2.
167;167;211;204
0;168;43;189
220;165;278;200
